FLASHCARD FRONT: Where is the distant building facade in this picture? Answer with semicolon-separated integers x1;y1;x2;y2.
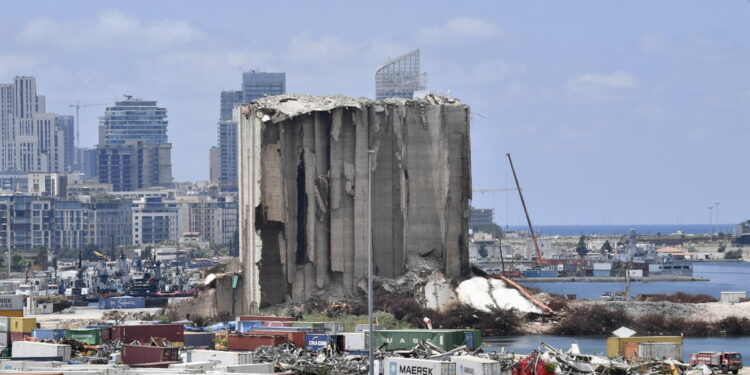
131;196;179;245
209;146;219;185
214;74;285;192
375;49;426;100
469;208;495;229
55;115;75;172
0;77;68;173
96;98;173;191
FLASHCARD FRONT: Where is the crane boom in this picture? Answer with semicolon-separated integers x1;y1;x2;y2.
69;101;110;166
473;188;519;193
506;153;544;266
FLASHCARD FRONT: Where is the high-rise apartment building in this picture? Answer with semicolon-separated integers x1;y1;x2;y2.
55;115;75;171
375;49;426;100
213;73;285;191
209;146;219;185
0;77;68;173
97;97;173;191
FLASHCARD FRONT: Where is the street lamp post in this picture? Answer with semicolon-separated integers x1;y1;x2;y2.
367;149;375;375
708;206;714;237
715;202;720;235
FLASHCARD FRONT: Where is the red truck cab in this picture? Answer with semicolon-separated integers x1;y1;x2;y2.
690;352;743;374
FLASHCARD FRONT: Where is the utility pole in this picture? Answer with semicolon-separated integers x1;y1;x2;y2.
367;149;375;375
715;202;720;235
708;206;714;238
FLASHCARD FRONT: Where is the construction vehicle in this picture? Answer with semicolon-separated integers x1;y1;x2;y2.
506;153;545;266
690;352;743;374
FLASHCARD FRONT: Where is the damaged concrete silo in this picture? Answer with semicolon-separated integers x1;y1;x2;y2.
237;94;471;312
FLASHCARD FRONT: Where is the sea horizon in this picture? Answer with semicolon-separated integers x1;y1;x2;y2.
502;223;737;236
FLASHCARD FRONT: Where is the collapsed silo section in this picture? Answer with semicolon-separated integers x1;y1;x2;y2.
237;94;471;313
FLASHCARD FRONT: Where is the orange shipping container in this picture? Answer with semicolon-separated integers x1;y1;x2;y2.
0;310;24;317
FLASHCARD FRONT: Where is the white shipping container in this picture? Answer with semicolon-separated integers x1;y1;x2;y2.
0;332;7;346
224;363;274;373
627;270;643;278
342;332;366;351
720;291;747;304
452;355;503;375
0;317;10;332
0;295;23;311
593;263;612;271
187;349;254;365
385;357;456;375
12;341;72;361
169;362;215;371
638;342;683;361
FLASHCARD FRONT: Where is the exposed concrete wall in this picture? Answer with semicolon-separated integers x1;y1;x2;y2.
238;95;471;312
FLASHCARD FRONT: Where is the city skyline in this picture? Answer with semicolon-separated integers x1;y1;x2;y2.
2;1;750;225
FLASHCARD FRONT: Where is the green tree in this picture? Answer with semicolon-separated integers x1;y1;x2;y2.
724;249;743;260
600;240;613;253
575;235;589;258
478;245;488;258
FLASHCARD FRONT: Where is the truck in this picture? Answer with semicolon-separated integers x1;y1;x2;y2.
690;352;743;374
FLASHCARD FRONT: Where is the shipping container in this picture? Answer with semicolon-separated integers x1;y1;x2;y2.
385;357;456;375
186;349;254;365
264;321;293;327
10;317;36;333
342;332;366;352
305;334;338;351
355;324;384;333
249;330;305;347
593;270;612;277
0;317;10;332
367;330;468;351
0;295;23;311
606;336;683;358
224;363;275;373
238;315;296;322
637;342;683;360
121;344;180;365
129;361;181;368
184;332;215;349
113;324;184;343
9;332;28;342
65;328;101;345
0;310;24;317
0;332;8;346
451;355;501;375
98;296;146;309
32;329;66;340
462;330;483;349
12;341;72;361
249;326;324;334
227;333;287;350
236;320;265;333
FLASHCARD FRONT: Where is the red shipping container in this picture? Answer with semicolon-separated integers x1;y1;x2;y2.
10;332;28;343
113;324;184;343
130;361;181;368
100;327;113;343
250;330;305;347
227;334;287;350
239;315;296;322
121;345;180;365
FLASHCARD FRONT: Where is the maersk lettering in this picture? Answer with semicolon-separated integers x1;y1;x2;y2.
399;365;433;375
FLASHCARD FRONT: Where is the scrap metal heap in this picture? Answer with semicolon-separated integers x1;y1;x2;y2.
238;94;472;311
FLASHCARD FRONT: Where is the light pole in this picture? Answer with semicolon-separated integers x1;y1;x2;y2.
715;202;720;235
708;206;713;237
367;149;375;375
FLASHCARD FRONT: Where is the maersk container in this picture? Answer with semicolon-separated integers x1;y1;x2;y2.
32;328;66;340
0;295;23;311
65;328;101;345
367;330;468;351
451;355;501;375
99;296;146;309
12;341;72;361
186;349;254;365
385;357;456;375
305;334;338;351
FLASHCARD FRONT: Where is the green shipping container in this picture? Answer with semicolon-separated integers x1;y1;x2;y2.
65;328;101;345
291;322;327;329
366;330;468;351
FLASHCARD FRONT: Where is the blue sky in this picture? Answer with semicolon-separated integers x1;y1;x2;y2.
1;1;749;225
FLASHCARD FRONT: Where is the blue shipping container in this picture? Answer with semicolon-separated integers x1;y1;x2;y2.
98;297;146;309
305;334;335;351
236;320;264;333
32;329;66;340
593;270;611;277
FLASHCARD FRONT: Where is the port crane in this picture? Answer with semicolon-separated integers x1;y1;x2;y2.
69;101;110;165
506;153;545;267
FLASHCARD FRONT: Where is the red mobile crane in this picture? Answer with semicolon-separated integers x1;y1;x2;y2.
506;153;545;267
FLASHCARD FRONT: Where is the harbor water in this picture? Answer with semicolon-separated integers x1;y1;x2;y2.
486;335;750;362
521;262;750;299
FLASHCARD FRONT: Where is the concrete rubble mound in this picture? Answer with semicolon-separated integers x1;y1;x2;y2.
238;94;472;312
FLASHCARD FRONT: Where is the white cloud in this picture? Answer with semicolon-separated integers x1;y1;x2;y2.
567;71;638;93
416;17;499;44
19;10;204;49
160;50;274;76
0;55;41;79
287;32;357;64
